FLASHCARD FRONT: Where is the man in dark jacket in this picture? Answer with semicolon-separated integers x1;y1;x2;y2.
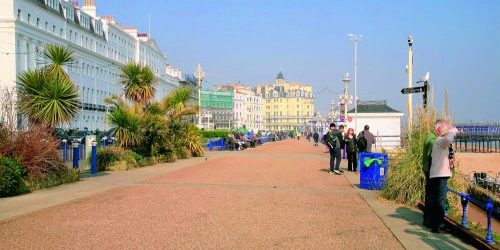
313;131;320;146
325;123;344;175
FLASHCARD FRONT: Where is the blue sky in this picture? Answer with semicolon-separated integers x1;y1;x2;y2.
96;0;499;122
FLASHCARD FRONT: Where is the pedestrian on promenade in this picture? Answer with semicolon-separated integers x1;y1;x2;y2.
357;125;375;153
428;121;458;233
344;128;358;172
313;131;320;146
325;123;344;175
422;120;439;227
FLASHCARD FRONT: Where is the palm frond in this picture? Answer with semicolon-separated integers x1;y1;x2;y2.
120;62;156;105
18;71;79;127
42;45;75;79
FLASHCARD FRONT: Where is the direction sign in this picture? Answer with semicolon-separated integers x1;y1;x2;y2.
401;86;426;94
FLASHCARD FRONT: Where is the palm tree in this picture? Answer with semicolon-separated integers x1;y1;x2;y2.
16;45;79;128
17;69;79;127
42;45;75;79
105;96;142;148
158;87;199;120
119;62;156;105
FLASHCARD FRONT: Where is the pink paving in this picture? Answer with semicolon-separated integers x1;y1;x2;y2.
0;139;403;249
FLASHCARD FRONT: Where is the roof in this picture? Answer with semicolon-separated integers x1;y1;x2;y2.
276;72;284;80
348;100;402;113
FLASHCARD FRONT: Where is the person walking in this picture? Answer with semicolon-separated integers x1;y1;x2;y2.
325;123;344;175
428;121;458;233
357;125;375;153
344;128;358;172
313;131;320;146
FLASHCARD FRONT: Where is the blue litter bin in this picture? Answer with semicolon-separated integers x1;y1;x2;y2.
359;152;388;190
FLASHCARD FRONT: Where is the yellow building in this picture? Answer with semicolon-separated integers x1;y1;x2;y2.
255;73;315;132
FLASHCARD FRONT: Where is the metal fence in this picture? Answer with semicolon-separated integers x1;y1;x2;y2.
448;188;498;244
453;136;500;153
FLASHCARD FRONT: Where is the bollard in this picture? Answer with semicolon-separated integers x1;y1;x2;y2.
72;143;79;169
62;139;68;162
79;142;83;159
91;141;97;175
460;193;469;228
485;196;495;244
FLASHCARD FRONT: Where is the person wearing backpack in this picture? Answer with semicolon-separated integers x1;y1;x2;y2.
344;128;358;172
357;125;375;152
325;123;344;175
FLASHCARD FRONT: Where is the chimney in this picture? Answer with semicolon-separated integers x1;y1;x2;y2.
82;0;97;17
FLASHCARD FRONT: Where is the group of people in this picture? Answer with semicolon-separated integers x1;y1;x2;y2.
422;119;458;233
227;133;260;151
321;123;375;175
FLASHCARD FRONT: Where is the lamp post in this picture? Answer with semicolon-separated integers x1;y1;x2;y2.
348;33;361;132
194;64;205;128
407;35;414;131
342;73;351;126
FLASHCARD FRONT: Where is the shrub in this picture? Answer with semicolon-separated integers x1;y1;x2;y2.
0;157;27;177
0;164;28;197
198;130;231;139
154;151;176;163
174;145;189;160
96;147;123;171
183;123;204;157
0;126;65;180
95;147;151;171
25;168;79;191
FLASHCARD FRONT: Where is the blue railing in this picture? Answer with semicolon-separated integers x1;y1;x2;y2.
448;188;498;244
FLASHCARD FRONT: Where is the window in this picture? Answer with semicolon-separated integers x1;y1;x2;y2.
45;22;48;30
17;9;21;20
52;25;55;33
27;14;31;23
36;18;40;27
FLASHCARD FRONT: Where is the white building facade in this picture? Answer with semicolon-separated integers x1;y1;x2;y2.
219;84;264;133
347;101;404;149
0;0;181;131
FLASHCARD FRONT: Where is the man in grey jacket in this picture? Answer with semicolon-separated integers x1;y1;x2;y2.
358;125;375;152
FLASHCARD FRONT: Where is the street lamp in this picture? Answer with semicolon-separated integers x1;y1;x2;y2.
407;35;414;130
348;33;361;131
194;64;205;128
342;73;351;125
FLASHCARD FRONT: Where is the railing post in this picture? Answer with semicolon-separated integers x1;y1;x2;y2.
460;193;469;228
485;196;495;244
72;142;79;169
62;139;68;162
91;141;97;175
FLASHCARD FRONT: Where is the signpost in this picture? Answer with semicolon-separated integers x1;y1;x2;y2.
401;81;429;109
401;86;425;94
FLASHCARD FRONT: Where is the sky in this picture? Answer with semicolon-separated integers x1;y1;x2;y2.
95;0;499;122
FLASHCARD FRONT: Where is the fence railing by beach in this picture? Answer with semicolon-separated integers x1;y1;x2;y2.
447;188;499;244
454;136;500;153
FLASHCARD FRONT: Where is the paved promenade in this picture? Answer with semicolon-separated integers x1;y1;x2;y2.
0;139;472;249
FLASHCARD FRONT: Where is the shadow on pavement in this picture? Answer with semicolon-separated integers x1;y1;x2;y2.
389;207;471;250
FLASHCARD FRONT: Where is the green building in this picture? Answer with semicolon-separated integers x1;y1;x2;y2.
200;89;234;130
